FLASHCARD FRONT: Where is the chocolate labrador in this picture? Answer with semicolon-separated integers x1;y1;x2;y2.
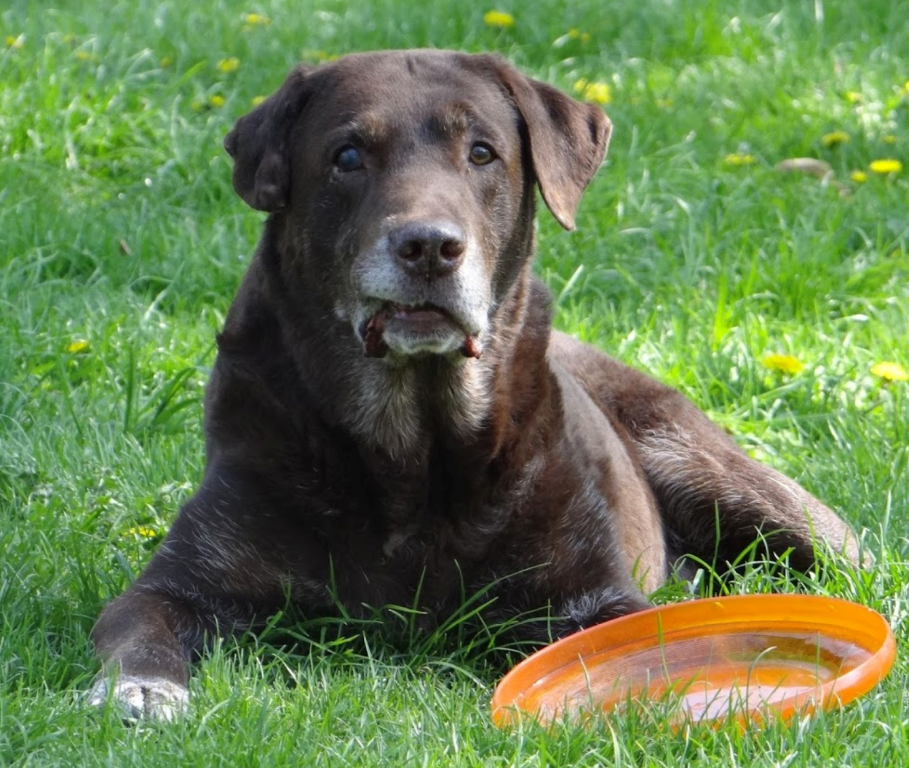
89;49;858;719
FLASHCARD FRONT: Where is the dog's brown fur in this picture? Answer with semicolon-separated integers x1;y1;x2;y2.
90;50;858;719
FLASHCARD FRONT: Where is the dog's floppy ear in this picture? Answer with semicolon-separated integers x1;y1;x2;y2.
480;57;612;230
223;65;314;212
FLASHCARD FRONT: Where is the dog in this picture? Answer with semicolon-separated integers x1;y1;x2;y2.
89;49;859;720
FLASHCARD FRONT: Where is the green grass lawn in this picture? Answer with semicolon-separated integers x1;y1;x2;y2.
1;0;908;764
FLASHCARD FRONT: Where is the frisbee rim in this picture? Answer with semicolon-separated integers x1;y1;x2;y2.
491;594;896;728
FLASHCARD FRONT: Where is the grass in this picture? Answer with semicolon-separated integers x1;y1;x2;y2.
1;0;907;764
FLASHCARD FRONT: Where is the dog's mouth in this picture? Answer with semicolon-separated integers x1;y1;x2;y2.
361;302;482;360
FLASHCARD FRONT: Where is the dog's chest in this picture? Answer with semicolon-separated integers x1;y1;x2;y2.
317;514;480;618
308;462;513;615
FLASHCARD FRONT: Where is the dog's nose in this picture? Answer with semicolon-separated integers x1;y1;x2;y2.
390;221;466;279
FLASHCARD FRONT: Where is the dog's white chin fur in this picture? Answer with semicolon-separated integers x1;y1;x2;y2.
88;675;189;721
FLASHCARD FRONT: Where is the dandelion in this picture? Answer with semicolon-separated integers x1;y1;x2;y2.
209;94;226;107
869;158;903;175
845;91;862;104
302;49;338;63
871;361;908;383
850;170;867;183
483;10;515;28
244;13;271;26
821;131;850;148
573;78;611;105
218;57;240;74
763;354;804;375
554;28;591;47
125;525;159;539
883;135;896;145
251;95;266;106
5;35;23;49
724;153;756;166
66;339;90;354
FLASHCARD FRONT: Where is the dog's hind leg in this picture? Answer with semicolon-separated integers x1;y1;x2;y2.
548;333;859;571
632;401;861;572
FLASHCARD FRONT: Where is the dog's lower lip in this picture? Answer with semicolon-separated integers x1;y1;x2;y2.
390;304;450;321
389;306;482;356
360;302;481;358
386;303;458;335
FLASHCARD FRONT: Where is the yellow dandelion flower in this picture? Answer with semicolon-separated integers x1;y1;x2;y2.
5;35;24;49
845;91;862;104
218;57;240;74
66;339;90;354
483;10;515;28
821;131;850;148
244;13;271;26
572;79;611;105
724;153;756;166
883;135;896;145
763;354;804;375
850;170;867;183
871;361;908;383
301;49;339;63
869;158;903;175
565;28;591;43
209;94;226;107
125;525;159;539
251;95;266;106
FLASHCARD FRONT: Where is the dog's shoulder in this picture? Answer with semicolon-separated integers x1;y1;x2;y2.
201;254;315;464
214;254;275;357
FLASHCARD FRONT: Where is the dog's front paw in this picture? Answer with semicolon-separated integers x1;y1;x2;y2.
88;675;189;721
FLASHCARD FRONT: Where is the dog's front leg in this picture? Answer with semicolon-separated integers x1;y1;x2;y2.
88;588;204;720
88;474;288;720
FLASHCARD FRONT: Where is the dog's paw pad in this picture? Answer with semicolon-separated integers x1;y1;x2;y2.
88;676;189;721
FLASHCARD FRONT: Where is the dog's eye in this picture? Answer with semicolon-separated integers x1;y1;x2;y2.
468;143;496;166
333;146;363;172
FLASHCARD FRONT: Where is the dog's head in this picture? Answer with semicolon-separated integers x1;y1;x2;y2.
225;50;610;361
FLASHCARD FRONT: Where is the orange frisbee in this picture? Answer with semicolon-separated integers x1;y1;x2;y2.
492;594;895;728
